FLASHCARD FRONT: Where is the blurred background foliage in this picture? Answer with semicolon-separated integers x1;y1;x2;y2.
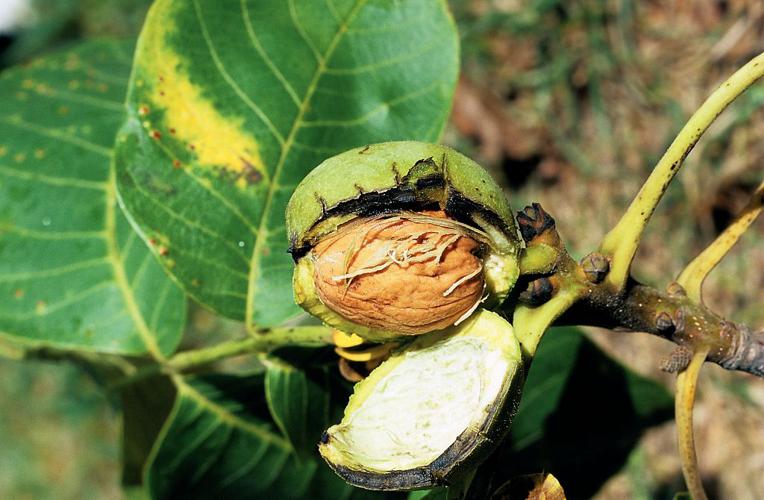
0;0;762;498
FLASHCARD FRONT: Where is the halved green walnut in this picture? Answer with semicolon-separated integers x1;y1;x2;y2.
287;142;521;342
319;309;522;490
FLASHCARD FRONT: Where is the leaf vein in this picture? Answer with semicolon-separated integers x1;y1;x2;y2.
193;0;286;145
324;36;441;74
241;0;301;107
0;164;106;190
288;0;323;63
105;170;165;360
0;257;109;283
245;0;369;330
0;116;110;157
176;377;290;447
300;79;445;127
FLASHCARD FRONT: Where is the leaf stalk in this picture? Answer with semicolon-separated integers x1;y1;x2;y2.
599;52;764;292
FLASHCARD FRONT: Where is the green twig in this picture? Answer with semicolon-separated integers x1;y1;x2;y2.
600;52;764;292
675;348;710;500
170;326;332;371
110;326;333;389
513;283;587;359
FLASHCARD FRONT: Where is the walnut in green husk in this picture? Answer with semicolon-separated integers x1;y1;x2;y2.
287;141;521;342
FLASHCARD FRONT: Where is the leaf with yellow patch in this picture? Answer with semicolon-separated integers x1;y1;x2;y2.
114;0;459;327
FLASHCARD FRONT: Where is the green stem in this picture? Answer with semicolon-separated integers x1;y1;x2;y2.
110;326;333;388
600;52;764;292
513;282;587;360
675;348;710;500
171;326;332;371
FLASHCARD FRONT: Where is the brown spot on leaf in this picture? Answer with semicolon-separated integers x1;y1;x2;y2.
150;130;162;140
172;159;181;169
14;289;24;299
239;156;263;184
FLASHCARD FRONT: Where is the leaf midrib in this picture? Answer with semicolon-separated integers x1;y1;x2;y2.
105;167;166;360
175;376;291;447
244;0;369;331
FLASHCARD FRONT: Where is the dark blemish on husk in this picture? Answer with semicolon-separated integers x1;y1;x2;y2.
316;195;329;217
391;162;402;184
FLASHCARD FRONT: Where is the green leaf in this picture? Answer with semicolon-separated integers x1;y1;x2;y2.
146;374;370;499
0;40;186;357
509;327;582;451
114;0;459;328
407;489;447;500
265;361;331;458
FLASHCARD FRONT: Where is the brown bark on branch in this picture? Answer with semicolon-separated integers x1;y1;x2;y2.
555;279;764;378
513;202;763;379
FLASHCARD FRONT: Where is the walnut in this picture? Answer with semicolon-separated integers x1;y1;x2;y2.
287;141;521;341
311;211;484;334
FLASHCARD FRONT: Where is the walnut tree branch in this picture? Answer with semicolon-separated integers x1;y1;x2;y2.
513;203;764;378
555;279;764;378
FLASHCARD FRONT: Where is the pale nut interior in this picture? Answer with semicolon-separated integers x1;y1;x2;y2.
311;211;485;334
325;335;507;472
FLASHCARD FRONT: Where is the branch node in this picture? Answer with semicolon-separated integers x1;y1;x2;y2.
580;252;610;283
655;311;676;334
